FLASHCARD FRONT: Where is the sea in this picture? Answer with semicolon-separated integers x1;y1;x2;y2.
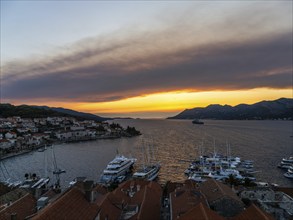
0;119;292;188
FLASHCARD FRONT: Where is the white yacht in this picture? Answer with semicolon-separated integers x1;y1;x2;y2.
188;173;207;182
283;172;293;178
132;164;160;181
99;155;136;184
284;166;293;179
282;157;293;164
278;156;293;169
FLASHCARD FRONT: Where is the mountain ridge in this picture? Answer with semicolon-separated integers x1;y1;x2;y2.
0;104;110;121
167;98;293;120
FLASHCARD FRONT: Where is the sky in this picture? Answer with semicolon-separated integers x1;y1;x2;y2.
1;1;292;118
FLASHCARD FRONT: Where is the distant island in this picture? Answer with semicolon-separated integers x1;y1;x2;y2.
168;98;293;120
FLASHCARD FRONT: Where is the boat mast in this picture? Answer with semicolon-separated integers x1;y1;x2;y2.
52;145;60;189
44;148;48;179
213;139;216;158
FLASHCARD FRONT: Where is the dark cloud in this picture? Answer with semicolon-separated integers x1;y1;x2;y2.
1;1;292;102
2;31;291;102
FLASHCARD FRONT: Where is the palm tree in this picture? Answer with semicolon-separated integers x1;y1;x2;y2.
225;174;239;187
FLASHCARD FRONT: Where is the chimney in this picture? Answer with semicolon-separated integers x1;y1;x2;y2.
11;213;17;220
84;180;94;202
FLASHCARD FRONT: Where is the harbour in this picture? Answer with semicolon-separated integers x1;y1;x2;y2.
0;119;292;188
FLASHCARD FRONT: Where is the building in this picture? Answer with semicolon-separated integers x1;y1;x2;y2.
199;179;244;217
166;179;225;220
97;180;162;220
0;139;12;150
31;181;102;220
178;202;225;220
232;203;275;220
0;193;36;220
4;132;17;139
169;180;207;219
240;188;293;220
31;179;162;220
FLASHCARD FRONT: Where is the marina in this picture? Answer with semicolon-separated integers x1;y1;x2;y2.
185;152;257;183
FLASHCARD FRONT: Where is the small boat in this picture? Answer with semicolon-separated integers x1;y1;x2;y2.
283;172;293;178
192;119;204;125
133;164;161;181
115;175;126;183
188;173;207;182
31;177;50;189
38;147;47;152
284;166;293;178
277;163;292;169
53;169;66;175
277;156;293;169
281;157;293;164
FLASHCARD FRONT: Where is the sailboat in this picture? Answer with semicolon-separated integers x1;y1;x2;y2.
51;145;65;189
133;140;160;181
21;150;50;190
51;146;65;174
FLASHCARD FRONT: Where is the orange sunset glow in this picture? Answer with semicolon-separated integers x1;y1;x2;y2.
1;1;292;118
10;88;291;118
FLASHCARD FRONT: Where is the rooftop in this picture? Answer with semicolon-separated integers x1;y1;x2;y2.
170;181;206;220
31;187;100;220
0;193;36;220
179;202;225;220
232;203;275;220
199;178;242;203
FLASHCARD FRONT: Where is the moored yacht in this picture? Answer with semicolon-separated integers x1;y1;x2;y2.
184;145;257;183
99;155;136;184
284;166;293;179
283;172;293;178
132;164;160;181
278;156;293;169
281;157;293;164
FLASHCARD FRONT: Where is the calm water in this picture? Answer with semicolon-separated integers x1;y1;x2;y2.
1;119;292;187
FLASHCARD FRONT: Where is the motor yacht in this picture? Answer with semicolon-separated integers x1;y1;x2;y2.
99;155;136;184
132;164;160;181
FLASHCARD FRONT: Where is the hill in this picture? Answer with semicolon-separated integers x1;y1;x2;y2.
167;98;293;120
0;104;109;121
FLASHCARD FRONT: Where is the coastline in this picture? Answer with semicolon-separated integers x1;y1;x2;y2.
0;134;139;161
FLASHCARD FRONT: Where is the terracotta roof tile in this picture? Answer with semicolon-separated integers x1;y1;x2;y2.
232;203;275;220
179;202;225;220
98;180;162;220
0;193;36;220
170;182;206;219
98;196;122;220
137;183;162;220
32;187;99;220
199;179;242;203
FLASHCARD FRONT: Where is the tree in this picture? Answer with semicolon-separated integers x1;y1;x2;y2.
225;174;240;187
